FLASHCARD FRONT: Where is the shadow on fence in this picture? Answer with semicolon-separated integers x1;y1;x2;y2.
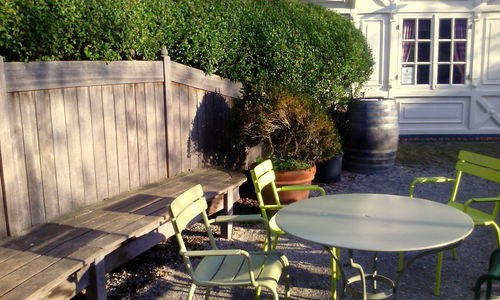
190;92;246;170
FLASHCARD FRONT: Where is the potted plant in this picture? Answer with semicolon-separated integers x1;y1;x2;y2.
314;100;348;183
233;80;341;202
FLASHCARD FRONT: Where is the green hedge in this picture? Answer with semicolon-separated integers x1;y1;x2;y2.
0;0;373;105
0;0;173;61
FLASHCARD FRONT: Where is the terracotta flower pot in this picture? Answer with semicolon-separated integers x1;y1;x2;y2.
275;165;316;204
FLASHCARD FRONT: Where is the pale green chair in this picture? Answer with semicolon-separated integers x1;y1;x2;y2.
168;184;290;300
399;150;500;296
250;159;326;251
250;160;343;298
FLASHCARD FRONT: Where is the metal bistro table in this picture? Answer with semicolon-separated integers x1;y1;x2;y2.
275;193;474;300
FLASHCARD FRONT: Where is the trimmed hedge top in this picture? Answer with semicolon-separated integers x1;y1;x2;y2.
1;0;373;105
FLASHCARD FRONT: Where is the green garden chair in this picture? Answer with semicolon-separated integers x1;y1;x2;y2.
399;150;500;296
168;184;290;300
474;248;500;300
250;159;326;251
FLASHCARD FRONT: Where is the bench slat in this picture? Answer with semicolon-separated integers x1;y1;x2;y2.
0;256;62;296
2;257;87;300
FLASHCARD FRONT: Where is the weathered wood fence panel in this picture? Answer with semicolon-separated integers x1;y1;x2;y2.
0;53;242;237
0;58;8;238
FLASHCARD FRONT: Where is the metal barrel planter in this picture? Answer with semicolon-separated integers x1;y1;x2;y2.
344;98;399;174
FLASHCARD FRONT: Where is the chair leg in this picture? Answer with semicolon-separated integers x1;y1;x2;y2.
263;234;274;251
398;252;404;272
204;287;211;300
474;277;485;300
490;223;500;248
254;286;262;300
263;238;269;251
281;255;291;299
434;251;443;296
187;283;197;300
271;234;280;251
487;279;492;299
451;248;457;260
269;287;279;300
474;285;481;300
284;266;291;299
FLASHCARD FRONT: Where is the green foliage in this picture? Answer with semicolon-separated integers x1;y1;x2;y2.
233;80;342;167
0;0;175;61
232;0;373;106
271;158;313;172
1;0;373;105
256;156;312;172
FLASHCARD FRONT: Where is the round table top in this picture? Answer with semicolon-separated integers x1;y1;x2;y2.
275;193;474;252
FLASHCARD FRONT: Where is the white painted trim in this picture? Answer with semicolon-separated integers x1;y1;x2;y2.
360;16;387;87
397;98;466;124
481;14;500;85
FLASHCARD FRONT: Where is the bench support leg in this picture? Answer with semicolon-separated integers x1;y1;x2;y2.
87;254;107;300
221;188;239;239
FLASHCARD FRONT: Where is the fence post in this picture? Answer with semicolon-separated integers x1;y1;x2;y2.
162;46;173;178
0;57;13;237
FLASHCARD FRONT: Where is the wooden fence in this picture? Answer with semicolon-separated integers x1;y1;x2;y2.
0;50;243;238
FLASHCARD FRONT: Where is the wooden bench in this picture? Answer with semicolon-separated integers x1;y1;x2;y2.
0;167;246;300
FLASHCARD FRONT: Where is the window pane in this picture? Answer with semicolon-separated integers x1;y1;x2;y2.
453;65;466;84
455;19;467;39
454;42;466;62
417;65;430;84
439;19;452;39
418;42;430;62
403;19;416;39
439;42;451;62
438;65;450;84
418;19;431;39
402;42;415;62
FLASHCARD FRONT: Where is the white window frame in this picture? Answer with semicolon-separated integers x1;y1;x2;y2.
397;14;472;89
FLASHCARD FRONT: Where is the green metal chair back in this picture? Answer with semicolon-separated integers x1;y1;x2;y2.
168;184;217;277
250;159;282;221
250;159;326;251
403;150;500;296
168;184;290;300
447;150;500;217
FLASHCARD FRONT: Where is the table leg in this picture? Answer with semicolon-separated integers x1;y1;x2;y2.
326;248;393;300
349;257;367;300
343;250;393;300
373;252;378;292
327;247;342;300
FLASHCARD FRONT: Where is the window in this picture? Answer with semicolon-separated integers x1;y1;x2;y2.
401;17;468;86
401;19;431;85
437;18;467;84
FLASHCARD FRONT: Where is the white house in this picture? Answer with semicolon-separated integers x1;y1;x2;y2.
305;0;500;136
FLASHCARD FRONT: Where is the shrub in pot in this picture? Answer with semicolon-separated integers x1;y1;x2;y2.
233;80;342;201
316;105;345;183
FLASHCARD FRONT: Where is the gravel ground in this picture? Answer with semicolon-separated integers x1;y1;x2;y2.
98;145;500;300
